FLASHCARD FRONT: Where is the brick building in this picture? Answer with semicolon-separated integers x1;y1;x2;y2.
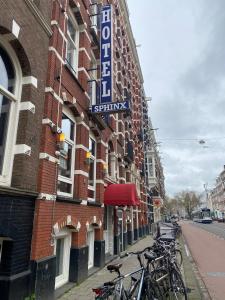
209;166;225;220
0;0;165;299
0;0;52;299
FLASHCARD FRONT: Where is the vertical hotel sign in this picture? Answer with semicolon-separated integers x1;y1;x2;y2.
91;5;130;114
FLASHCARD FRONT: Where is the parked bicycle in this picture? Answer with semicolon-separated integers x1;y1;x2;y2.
93;231;187;299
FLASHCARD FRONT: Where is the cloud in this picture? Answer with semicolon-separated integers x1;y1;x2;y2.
128;0;225;195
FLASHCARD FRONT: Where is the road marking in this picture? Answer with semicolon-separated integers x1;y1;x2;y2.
207;272;225;277
184;243;190;257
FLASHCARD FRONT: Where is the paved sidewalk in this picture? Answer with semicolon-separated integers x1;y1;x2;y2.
57;236;154;300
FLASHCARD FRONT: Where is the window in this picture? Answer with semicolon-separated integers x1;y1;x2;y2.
90;1;98;34
58;110;75;197
88;136;96;200
107;141;116;179
0;42;21;186
88;56;98;105
148;157;154;177
66;11;79;75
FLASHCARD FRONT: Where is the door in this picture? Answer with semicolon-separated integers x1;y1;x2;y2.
55;230;71;289
87;229;94;269
117;211;123;252
104;206;114;255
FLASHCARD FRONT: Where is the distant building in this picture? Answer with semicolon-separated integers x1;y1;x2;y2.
209;166;225;220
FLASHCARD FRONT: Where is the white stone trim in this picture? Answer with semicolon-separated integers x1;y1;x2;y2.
79;47;91;61
22;76;38;88
78;67;90;79
51;20;67;41
74;170;89;177
96;180;105;184
83;29;92;43
97;140;108;147
12;20;20;38
49;46;64;65
118;177;126;182
14;144;31;156
75;144;89;152
96;159;106;164
81;200;88;205
19;101;35;114
39;153;60;164
45;87;63;104
38;193;56;201
76;121;90;131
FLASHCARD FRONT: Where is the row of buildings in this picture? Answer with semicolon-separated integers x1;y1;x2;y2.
0;0;165;299
207;166;225;220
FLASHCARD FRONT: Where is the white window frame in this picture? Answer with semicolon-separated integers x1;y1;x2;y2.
90;1;98;34
0;38;22;186
66;9;80;76
89;54;97;105
147;155;155;178
58;107;76;198
88;134;96;201
54;228;71;289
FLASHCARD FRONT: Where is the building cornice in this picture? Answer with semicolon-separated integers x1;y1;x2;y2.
24;0;53;37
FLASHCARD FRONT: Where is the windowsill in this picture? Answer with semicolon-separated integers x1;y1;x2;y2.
87;200;102;207
56;195;82;204
0;185;38;198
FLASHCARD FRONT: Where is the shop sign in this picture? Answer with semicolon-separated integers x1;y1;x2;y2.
91;100;130;114
91;5;130;114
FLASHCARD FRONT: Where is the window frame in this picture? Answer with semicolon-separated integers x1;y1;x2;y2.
57;107;76;198
88;54;98;105
88;134;96;201
65;9;80;76
0;39;22;186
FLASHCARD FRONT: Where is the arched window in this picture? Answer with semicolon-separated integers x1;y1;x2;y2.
0;41;21;185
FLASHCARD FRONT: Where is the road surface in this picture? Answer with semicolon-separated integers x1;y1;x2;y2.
192;221;225;239
182;221;225;300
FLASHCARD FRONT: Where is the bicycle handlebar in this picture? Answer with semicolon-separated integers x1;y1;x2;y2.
120;246;152;258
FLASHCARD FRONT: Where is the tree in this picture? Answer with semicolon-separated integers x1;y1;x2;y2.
181;191;200;218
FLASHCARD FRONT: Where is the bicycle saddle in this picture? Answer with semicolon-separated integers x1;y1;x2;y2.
107;263;122;272
144;252;157;261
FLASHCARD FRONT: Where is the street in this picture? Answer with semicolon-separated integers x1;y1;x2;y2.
192;221;225;240
182;221;225;300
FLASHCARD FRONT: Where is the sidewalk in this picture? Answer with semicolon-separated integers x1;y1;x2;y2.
57;232;206;300
57;236;154;300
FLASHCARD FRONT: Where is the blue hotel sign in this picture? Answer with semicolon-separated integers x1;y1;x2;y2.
91;5;130;115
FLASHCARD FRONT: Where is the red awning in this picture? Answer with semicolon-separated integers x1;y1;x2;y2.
104;184;140;206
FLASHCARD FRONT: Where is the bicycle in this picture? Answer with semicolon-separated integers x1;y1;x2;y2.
93;246;162;299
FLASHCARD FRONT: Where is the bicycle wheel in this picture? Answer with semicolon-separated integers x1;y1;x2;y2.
170;269;187;300
175;249;183;268
151;268;170;300
141;273;164;300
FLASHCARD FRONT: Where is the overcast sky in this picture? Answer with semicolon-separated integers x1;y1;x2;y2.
128;0;225;196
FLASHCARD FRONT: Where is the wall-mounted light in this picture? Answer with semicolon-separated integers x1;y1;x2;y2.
85;151;91;164
56;133;65;150
102;163;107;176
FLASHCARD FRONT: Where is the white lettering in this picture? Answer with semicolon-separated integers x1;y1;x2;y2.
102;26;110;40
102;43;110;58
102;9;110;23
102;61;110;77
120;102;127;109
94;106;99;112
102;81;110;97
